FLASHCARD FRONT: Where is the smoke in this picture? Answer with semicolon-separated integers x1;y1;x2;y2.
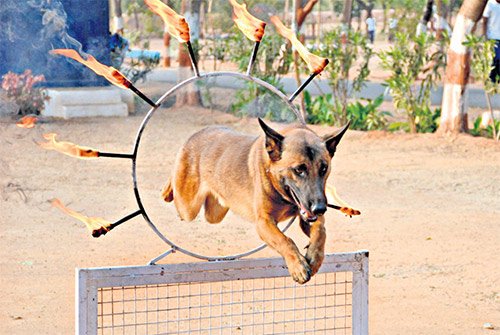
0;2;25;43
28;0;87;56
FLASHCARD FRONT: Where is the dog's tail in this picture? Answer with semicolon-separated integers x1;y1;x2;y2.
161;176;174;203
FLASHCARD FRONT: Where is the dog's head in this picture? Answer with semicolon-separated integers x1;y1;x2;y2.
258;118;349;222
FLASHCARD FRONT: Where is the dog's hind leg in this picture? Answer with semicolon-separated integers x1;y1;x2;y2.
161;176;174;203
204;193;229;223
171;158;205;221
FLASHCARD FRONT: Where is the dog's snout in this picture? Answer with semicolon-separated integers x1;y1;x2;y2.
311;202;327;216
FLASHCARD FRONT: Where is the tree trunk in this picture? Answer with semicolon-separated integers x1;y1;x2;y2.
435;0;449;40
163;31;171;67
113;0;124;34
416;0;434;35
438;0;488;134
295;0;319;30
176;0;202;106
342;0;354;29
382;1;387;34
292;0;319;120
316;0;321;43
446;0;457;23
162;0;171;67
133;5;139;30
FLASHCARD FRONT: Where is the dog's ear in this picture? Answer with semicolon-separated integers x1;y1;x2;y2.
323;121;350;157
258;118;284;161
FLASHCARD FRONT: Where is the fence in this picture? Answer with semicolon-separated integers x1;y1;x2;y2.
76;251;368;335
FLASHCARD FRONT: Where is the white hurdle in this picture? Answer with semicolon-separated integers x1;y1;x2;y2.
76;250;368;335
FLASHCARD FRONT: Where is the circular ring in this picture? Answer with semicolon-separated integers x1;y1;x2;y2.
132;72;301;261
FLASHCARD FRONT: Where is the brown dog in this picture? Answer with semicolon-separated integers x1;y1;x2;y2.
162;118;349;284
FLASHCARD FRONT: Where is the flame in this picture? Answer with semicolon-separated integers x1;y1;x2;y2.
270;16;328;74
326;185;361;217
38;133;99;159
50;49;131;89
144;0;190;43
52;199;111;234
229;0;266;42
16;116;38;129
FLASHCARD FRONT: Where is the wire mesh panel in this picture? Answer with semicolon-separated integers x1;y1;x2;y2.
77;251;368;335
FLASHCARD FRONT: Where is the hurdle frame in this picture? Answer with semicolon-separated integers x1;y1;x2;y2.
76;250;368;335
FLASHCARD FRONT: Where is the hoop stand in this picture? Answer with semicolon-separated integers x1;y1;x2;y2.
52;25;331;264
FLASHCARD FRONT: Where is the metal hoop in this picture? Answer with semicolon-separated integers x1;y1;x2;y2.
131;72;303;261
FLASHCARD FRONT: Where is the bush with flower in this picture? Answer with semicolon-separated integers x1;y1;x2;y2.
1;70;49;115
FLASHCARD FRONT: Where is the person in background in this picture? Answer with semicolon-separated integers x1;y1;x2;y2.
388;9;398;42
483;0;500;82
109;31;129;69
432;5;452;38
366;12;376;44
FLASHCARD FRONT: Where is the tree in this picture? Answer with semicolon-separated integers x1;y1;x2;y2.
294;0;319;30
292;0;319;118
176;0;202;106
416;0;434;35
112;0;124;34
355;0;374;16
438;0;488;134
435;0;450;39
342;0;354;29
162;0;171;67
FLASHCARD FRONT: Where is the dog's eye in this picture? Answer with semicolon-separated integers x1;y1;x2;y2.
319;163;328;176
294;164;307;177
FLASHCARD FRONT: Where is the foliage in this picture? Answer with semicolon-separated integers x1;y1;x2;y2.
305;92;391;131
393;0;427;35
1;70;49;115
379;32;447;133
464;35;499;140
121;54;160;84
315;28;373;124
109;31;159;84
227;29;291;81
227;30;293;121
124;0;163;46
304;92;336;125
348;95;392;130
205;36;230;71
470;116;500;139
388;106;440;133
464;35;500;95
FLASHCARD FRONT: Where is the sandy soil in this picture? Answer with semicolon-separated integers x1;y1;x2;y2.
0;105;499;334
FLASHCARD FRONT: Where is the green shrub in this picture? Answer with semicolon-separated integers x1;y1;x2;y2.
388;106;440;133
315;28;373;125
228;29;293;121
470;116;500;139
305;92;390;130
379;32;447;133
464;35;500;140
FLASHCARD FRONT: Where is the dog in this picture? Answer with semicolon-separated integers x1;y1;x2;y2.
162;118;350;284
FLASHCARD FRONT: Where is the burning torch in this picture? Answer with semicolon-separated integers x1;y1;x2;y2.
228;0;266;75
144;0;200;77
49;49;158;108
270;16;329;103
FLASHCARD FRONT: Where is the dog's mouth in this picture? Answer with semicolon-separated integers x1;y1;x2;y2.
284;185;318;222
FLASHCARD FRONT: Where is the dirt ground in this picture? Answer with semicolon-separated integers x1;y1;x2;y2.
0;103;499;335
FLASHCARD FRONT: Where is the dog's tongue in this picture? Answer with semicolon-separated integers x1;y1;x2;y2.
299;203;317;222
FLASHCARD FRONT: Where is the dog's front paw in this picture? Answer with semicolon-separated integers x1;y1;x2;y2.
286;254;312;284
305;247;324;276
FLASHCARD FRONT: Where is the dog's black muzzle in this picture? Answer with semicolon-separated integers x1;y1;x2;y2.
284;183;326;222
